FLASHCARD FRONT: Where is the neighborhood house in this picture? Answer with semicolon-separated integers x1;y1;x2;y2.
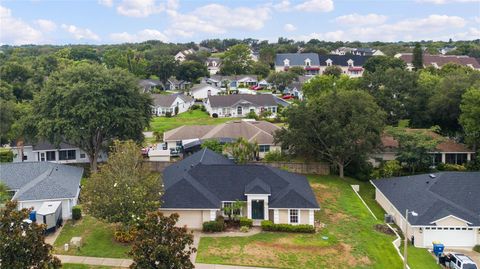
204;94;279;118
151;93;194;116
395;53;480;71
160;148;320;229
190;84;224;100
372;172;480;248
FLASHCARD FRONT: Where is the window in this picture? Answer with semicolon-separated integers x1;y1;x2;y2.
289;209;299;224
222;202;241;216
80;153;86;159
40;153;45;162
23;155;28;161
237;106;243;115
446;153;468;165
46;151;56;161
259;145;270;153
59;150;76;160
432;153;442;165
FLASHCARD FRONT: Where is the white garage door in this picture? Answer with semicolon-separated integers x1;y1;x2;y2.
423;227;475;247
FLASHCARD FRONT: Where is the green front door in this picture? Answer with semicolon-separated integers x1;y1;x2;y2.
251;200;264;219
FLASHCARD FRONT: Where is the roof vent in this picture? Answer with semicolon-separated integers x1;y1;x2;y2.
429;174;436;179
426;181;429;184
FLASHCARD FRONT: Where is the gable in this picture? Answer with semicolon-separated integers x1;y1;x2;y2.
432;215;470;227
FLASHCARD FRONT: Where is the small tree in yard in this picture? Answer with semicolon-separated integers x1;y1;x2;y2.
83;140;163;240
225;138;258;164
222;200;246;221
0;201;61;269
129;212;196;269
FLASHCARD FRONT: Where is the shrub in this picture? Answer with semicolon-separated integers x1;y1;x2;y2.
215;215;225;227
191;104;200;110
114;226;138;243
72;206;82;220
240;226;250;233
438;163;466;171
246;111;259;120
202;220;224;232
212;113;218;118
165;111;172;117
174;106;179;115
0;150;13;163
239;217;253;228
200;105;206;112
261;220;315;233
474;245;480;253
264;150;286;162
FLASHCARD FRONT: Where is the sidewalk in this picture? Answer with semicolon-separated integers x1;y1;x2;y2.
56;255;132;267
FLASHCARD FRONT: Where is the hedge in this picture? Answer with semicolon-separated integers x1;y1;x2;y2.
72;206;82;220
202;220;224;232
239;217;253;228
261;220;315;233
0;150;14;163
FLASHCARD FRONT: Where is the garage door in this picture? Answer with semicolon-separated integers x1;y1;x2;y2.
423;227;475;247
162;210;204;229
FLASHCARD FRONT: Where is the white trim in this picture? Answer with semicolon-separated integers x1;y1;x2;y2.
429;215;472;225
14;196;78;202
210;210;216;221
309;209;314;225
288;209;299;225
274;209;279;224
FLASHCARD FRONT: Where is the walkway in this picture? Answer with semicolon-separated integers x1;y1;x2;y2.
56;255;132;267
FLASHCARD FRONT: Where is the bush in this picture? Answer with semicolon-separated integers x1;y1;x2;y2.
474;245;480;253
261;220;315;233
437;163;466;171
174;106;179;115
345;156;373;181
246;111;259;120
240;226;250;233
202;220;224;232
239;217;253;228
165;111;172;117
72;206;82;220
191;104;200;110
200;105;207;112
215;215;225;227
0;150;13;163
212;113;218;118
114;226;137;243
264;150;286;162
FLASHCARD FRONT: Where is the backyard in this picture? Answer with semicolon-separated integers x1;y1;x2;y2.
196;175;440;269
149;109;234;133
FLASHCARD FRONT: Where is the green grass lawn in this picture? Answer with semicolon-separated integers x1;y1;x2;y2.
148;109;235;133
62;264;119;269
53;215;130;258
196;175;439;269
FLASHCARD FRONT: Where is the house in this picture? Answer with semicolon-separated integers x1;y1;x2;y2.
163;119;282;158
0;162;83;220
159;148;320;229
372;172;480;248
236;76;258;88
10;141;106;164
275;53;321;75
331;47;384;56
205;57;222;75
439;46;456;55
139;79;162;93
168;78;191;91
175;49;195;62
317;55;370;77
139;78;189;92
204;94;278;118
371;130;475;167
151;93;194;116
190;84;224;100
395;53;480;71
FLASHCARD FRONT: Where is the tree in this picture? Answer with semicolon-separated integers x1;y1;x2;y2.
259;46;276;68
0;182;9;205
460;87;480;151
267;71;298;91
83;140;162;228
302;74;359;98
129;212;196;269
220;44;253;75
0;201;61;269
381;160;402;178
385;126;441;173
287;66;306;76
35;63;152;171
225;138;258;164
201;139;224;154
412;43;423;70
363;56;406;73
149;55;178;85
323;65;342;77
176;60;209;83
251;62;271;78
276;90;385;178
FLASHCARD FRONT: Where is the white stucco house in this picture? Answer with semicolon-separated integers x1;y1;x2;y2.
151;93;194;116
204;94;278;118
372;172;480;248
175;49;195;62
190;84;224;100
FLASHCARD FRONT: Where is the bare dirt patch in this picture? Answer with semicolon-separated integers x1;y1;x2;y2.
310;183;338;203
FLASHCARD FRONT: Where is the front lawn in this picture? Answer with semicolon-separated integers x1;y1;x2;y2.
149;109;234;133
53;215;130;258
196;175;439;269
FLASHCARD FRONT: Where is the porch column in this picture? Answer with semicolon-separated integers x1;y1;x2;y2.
309;210;314;225
467;153;471;161
209;210;216;221
264;199;269;220
247;198;252;219
274;209;279;224
441;153;446;163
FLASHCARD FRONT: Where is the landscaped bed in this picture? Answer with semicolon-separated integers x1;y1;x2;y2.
196;175;440;269
53;215;130;258
149;109;234;133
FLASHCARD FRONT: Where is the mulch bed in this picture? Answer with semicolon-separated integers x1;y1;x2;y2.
374;224;396;235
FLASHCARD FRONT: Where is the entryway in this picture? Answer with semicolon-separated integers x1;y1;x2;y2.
251;200;264;220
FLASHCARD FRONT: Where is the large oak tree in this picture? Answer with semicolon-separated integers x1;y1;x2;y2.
35;63;152;171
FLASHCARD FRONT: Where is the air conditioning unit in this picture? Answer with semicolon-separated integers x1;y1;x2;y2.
384;214;394;224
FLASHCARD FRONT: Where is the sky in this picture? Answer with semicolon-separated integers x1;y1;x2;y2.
0;0;479;45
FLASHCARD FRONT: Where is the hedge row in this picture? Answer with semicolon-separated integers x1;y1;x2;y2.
261;220;315;233
202;220;224;232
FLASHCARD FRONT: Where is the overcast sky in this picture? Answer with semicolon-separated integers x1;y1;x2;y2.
1;0;479;45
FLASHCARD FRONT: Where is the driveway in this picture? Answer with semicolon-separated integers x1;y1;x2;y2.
445;248;480;265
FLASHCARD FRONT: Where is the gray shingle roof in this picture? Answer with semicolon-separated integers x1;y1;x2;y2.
151;93;193;108
207;94;277;108
275;53;320;66
318;54;370;67
32;141;78;151
162;149;320;209
372;172;480;226
0;162;83;201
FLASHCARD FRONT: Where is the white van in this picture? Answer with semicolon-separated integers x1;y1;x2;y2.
449;253;478;269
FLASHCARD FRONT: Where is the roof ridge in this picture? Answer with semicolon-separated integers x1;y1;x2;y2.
201;122;227;139
12;164;54;200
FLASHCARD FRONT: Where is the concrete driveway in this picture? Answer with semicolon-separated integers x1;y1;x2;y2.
445;248;480;265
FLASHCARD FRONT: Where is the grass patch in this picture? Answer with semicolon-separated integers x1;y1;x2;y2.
53;215;130;258
149;109;234;133
62;264;119;269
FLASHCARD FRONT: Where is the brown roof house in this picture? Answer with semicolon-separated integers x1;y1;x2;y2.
163;120;281;158
395;53;480;71
370;129;475;167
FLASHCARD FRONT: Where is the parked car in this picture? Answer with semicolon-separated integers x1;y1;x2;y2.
252;85;263;91
448;253;478;269
282;94;293;100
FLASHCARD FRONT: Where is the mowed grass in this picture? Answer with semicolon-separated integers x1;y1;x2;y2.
196;175;439;269
148;109;234;133
53;215;130;258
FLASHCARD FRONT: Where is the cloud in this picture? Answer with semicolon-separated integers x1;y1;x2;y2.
0;5;44;45
284;23;297;32
110;29;168;42
116;0;165;17
417;0;479;4
165;3;271;37
61;24;100;41
334;13;387;25
297;30;346;41
474;16;480;23
98;0;114;7
295;0;334;12
34;19;57;32
273;0;291;11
